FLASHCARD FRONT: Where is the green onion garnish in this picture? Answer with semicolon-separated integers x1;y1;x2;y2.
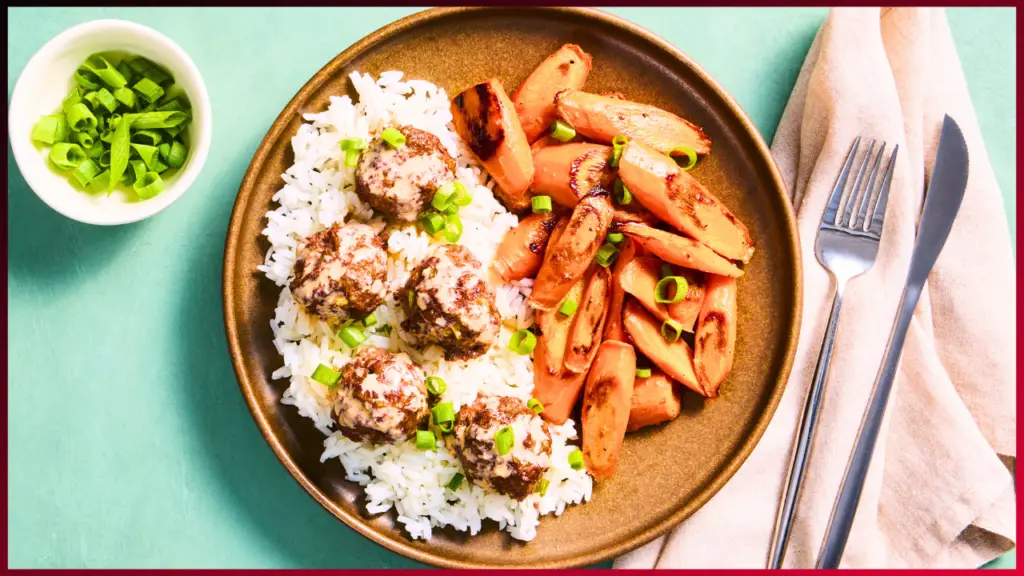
447;473;464;491
311;363;341;387
559;299;578;317
531;195;553;213
420;211;445;235
72;159;101;188
443;214;463;243
67;103;97;132
125;111;188;130
133;77;164;104
443;203;459;216
380;127;406;148
669;145;698;170
31;116;62;145
614;179;632;205
113;87;136;109
98;150;111;169
426;376;446;396
431;402;455;428
655;276;689;304
133;171;165;200
82;55;127;89
344;149;360;168
537;478;550;497
527;398;544;415
339;325;367;348
495;426;514;456
166;140;188;169
636;367;652;379
595;243;620;268
607;232;624;245
611;135;629;168
132;129;162;147
568;449;584;470
74;131;94;150
550;119;576;142
508;329;537;355
49;143;87;171
340;137;366;152
95;88;119;114
452;182;472;206
432;182;456;211
157;142;171;161
416;430;437;451
661;319;683;343
361;312;378;328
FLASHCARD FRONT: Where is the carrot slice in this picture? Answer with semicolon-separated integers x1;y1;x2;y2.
618;140;754;263
619;257;706;333
531;143;612;208
581;341;636;481
493;212;561;282
666;266;706;332
622;298;704;396
693;274;738;396
528;191;615;310
513;44;593;144
627;370;681;432
554;89;711;156
564;265;611;373
535;274;586;374
620;222;743;278
603;237;638;343
612;205;661;228
451;79;534;213
533;335;588;425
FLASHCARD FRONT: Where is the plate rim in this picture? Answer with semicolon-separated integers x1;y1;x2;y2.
223;6;803;569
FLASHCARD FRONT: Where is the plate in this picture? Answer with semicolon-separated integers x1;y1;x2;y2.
223;7;802;569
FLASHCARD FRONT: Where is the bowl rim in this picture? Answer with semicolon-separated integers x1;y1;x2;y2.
223;6;803;569
8;18;212;226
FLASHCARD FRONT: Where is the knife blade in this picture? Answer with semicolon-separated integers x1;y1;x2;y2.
815;114;970;568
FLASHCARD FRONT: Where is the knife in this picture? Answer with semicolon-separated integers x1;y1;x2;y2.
815;114;970;568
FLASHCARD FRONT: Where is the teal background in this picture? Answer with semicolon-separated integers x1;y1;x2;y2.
7;7;1015;569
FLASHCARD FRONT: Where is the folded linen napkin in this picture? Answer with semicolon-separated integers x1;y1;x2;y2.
615;7;1016;569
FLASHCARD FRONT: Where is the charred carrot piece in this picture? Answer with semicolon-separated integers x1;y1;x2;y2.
555;89;711;156
693;274;738;396
581;341;636;480
451;79;535;213
534;335;589;425
528;191;615;310
603;237;638;343
618;141;754;263
493;212;561;282
536;274;585;374
513;44;593;144
666;266;706;332
612;205;661;228
627;369;681;432
622;298;704;396
619;222;743;278
564;266;611;373
618;256;673;324
531;142;614;208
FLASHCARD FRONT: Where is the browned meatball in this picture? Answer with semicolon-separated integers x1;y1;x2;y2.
355;125;457;222
331;347;429;444
452;395;552;501
290;222;388;321
396;244;500;361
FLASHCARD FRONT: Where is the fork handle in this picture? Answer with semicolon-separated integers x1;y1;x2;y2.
767;283;846;568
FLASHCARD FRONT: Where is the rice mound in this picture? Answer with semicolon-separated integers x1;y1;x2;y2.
257;70;592;541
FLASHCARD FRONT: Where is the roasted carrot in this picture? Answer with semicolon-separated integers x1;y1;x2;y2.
493;212;561;282
618;141;754;263
564;266;611;373
451;79;535;213
531;143;613;208
535;275;586;374
603;237;638;343
693;274;738;396
618;256;673;322
620;222;744;278
528;191;615;310
534;335;589;425
627;370;682;432
555;89;712;156
612;205;661;227
513;44;593;144
581;341;636;480
622;298;704;396
666;266;706;332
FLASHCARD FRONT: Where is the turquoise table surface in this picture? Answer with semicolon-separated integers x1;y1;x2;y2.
7;7;1015;569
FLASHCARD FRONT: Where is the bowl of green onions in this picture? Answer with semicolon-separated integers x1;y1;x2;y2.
9;19;211;225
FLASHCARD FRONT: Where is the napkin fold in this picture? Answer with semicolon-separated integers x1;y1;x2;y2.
615;7;1016;569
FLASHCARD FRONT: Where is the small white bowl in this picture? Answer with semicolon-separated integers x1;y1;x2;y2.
9;19;212;226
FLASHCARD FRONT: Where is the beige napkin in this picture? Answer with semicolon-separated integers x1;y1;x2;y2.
615;7;1016;569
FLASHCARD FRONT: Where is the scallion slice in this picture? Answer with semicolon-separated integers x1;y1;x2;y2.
426;376;446;396
635;367;652;379
660;319;683;343
451;182;472;206
559;299;578;317
31;116;62;144
607;232;624;244
508;329;536;355
95;88;119;114
344;149;361;168
49;143;87;171
167;140;187;169
527;398;544;415
443;214;463;243
338;325;367;348
420;211;445;235
550;119;576;142
537;478;550;497
340;137;366;152
74;70;101;91
133;171;165;200
614;178;632;205
495;426;514;456
157;143;171;161
380;127;406;147
447;473;464;491
416;430;437;451
432;182;456;211
655;276;689;304
611;135;629;168
568;448;584;470
595;243;620;268
133;77;165;104
669;145;698;170
431;402;455;428
67;103;97;132
361;312;377;328
74;131;94;149
71;158;101;188
132;129;162;147
83;55;127;89
531;195;553;213
311;363;341;387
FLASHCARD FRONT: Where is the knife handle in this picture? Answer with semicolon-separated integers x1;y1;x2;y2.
815;283;923;568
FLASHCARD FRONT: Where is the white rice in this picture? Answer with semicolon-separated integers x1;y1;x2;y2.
258;71;592;541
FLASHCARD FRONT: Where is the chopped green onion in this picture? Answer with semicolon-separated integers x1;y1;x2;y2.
311;363;341;387
133;171;165;200
71;158;101;188
66;103;97;132
595;243;620;268
87;171;110;194
88;143;104;161
340;137;366;152
559;299;578;317
442;203;459;216
113;86;137;110
439;420;454;433
125;111;189;130
495;426;514;456
508;329;536;355
133;77;165;103
661;319;683;343
431;402;455;427
380;127;406;148
158;98;185;112
568;448;584;470
611;135;629;168
443;214;463;243
532;195;553;213
83;55;127;89
655;276;688;304
361;312;377;328
527;398;544;415
550;119;576;142
447;473;464;491
158;142;171;161
127;57;172;85
607;232;624;244
132;129;162;147
344;149;361;168
49;143;87;171
31;116;62;144
614;179;632;205
54;114;69;142
431;182;456;211
130;160;147;184
660;264;673;278
116;61;135;85
74;131;94;149
338;325;367;348
99;149;111;169
416;430;437;451
74;70;101;91
537;478;550;497
636;367;652;378
62;90;83;116
452;182;472;206
669;145;698;170
426;376;446;396
83;91;102;110
420;211;445;235
131;143;161;171
95;88;119;114
167;140;187;169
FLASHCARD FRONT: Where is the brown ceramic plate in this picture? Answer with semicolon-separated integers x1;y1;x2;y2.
224;6;801;569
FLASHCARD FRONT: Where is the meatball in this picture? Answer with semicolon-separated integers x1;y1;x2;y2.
397;244;500;361
453;395;552;500
355;125;457;222
331;347;429;444
290;222;388;321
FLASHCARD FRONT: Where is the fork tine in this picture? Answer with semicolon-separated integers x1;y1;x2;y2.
868;145;899;235
823;137;861;226
854;142;886;228
838;139;875;227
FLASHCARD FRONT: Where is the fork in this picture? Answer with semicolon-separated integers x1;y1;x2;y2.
766;137;899;568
